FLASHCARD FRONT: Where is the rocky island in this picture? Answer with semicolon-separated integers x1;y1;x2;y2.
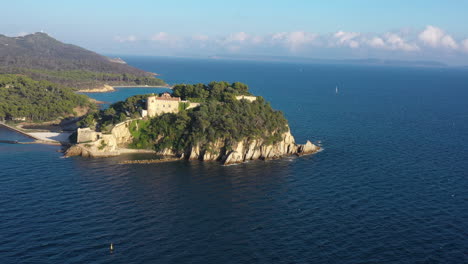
66;81;320;165
0;33;319;165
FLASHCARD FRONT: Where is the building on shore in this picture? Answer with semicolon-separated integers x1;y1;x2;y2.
146;92;181;117
77;127;102;143
235;95;257;102
144;92;253;118
145;92;200;118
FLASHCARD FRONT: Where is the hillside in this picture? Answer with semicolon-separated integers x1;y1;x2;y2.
0;32;165;89
66;81;320;164
0;74;94;122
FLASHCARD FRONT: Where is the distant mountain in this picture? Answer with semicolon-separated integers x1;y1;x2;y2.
339;58;447;67
0;32;146;73
208;54;448;68
0;33;165;89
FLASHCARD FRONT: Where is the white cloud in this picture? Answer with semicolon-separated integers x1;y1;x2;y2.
334;31;359;43
462;39;468;53
368;37;386;48
112;26;468;61
419;26;444;47
441;35;458;49
384;33;420;51
151;32;171;41
271;31;317;50
419;25;458;49
226;32;249;42
364;33;419;51
333;31;361;48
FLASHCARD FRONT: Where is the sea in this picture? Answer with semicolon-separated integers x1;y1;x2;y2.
1;57;467;264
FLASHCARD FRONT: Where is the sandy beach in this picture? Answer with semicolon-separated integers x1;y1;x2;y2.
28;132;72;143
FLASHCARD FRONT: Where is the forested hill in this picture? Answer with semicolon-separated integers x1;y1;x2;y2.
0;74;94;121
0;33;165;89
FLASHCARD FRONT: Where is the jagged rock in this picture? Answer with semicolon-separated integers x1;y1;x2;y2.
203;151;219;161
68;124;321;163
157;148;176;156
189;144;201;160
111;122;133;145
297;140;319;155
64;145;83;157
224;151;244;165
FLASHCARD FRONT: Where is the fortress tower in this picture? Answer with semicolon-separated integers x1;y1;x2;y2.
146;92;181;117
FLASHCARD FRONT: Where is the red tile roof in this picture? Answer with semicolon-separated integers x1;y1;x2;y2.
155;97;181;101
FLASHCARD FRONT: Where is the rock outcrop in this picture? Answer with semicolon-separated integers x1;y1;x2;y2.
217;130;319;165
77;84;115;93
152;129;319;165
66;122;320;164
66;120;133;158
65;134;119;158
111;121;133;145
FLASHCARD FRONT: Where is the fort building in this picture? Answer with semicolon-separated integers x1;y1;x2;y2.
235;95;257;102
145;92;201;117
77;127;102;143
147;92;181;117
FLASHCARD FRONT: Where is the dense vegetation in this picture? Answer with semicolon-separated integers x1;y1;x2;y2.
0;75;94;121
83;81;288;151
172;81;251;102
129;97;288;151
0;68;165;89
79;94;150;132
0;33;165;89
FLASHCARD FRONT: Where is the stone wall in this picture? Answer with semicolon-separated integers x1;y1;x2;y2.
185;102;201;110
235;95;257;102
111;120;134;146
77;127;102;143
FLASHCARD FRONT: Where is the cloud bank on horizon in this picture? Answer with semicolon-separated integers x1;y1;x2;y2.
110;25;468;64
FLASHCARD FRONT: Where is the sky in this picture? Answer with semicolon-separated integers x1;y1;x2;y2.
2;0;468;65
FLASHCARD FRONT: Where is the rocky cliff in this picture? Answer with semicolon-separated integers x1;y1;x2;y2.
66;122;320;164
179;130;319;165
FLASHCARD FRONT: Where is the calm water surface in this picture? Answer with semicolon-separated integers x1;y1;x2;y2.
1;57;467;263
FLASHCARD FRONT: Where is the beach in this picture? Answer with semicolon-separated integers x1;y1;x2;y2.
28;132;72;143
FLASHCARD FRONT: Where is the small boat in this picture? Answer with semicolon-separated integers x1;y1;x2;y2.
335;86;338;94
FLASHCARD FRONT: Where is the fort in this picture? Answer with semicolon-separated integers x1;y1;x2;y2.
145;92;256;118
77;92;257;144
235;95;257;102
145;92;200;117
146;92;180;117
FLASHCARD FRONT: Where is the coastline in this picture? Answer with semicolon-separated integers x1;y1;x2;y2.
112;85;172;88
0;123;70;145
77;84;115;93
78;84;173;94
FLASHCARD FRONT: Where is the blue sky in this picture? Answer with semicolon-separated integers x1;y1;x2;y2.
2;0;468;64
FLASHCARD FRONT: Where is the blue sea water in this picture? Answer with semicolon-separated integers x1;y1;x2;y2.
1;57;468;263
82;87;172;108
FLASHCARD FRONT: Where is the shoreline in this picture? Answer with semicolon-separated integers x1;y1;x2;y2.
78;85;173;94
0;123;71;145
112;85;172;88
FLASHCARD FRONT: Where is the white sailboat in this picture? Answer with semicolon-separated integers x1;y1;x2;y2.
335;86;338;94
